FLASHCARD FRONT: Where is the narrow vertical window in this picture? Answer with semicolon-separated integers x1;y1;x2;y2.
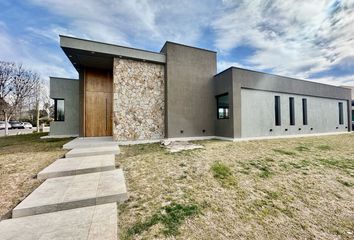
338;102;344;125
216;93;229;119
275;96;281;126
289;97;295;125
54;99;65;121
302;98;308;125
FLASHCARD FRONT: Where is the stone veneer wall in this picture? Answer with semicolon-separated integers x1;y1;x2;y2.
113;58;165;141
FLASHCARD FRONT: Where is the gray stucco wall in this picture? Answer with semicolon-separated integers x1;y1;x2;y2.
161;42;217;138
214;69;234;138
49;77;79;136
241;89;349;138
214;67;351;138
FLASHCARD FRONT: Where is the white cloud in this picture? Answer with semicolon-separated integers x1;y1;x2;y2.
29;0;217;48
1;0;353;88
0;22;76;82
213;0;354;85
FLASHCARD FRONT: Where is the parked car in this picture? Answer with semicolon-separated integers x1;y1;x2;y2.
9;121;24;129
0;121;12;130
23;122;33;129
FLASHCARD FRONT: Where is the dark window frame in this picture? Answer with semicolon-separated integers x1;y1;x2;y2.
302;98;308;125
216;93;230;119
54;98;65;122
338;102;344;125
275;96;281;126
289;97;295;125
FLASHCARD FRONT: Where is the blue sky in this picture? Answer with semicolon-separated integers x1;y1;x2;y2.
0;0;354;87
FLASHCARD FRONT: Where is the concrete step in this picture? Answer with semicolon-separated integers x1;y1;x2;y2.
13;169;128;218
65;146;120;158
37;155;116;180
1;203;117;240
63;137;117;150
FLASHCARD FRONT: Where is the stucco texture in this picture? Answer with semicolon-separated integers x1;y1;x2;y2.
113;58;165;141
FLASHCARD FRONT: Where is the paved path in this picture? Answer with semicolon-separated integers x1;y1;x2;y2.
0;137;127;240
37;154;115;180
0;204;117;240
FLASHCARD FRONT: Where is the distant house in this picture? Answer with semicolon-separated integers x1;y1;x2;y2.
49;35;352;141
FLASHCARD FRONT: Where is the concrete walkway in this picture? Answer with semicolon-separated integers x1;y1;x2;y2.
66;145;120;158
37;154;115;180
0;137;127;240
0;204;117;240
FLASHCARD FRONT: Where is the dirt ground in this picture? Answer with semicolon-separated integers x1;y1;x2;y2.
0;133;72;220
116;133;354;240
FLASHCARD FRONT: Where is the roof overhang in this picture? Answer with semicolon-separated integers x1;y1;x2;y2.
60;35;166;71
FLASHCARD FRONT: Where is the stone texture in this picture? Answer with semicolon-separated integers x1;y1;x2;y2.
37;155;115;180
0;204;117;240
161;140;205;153
12;169;128;218
113;58;165;141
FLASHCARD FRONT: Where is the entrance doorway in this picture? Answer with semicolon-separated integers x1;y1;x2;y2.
84;68;113;137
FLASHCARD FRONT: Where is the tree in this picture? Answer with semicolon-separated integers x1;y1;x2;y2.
0;61;40;135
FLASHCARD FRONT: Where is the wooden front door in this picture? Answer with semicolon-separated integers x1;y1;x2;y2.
85;68;113;137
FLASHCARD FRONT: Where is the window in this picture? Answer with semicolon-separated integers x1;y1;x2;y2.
338;102;343;125
302;98;308;125
275;96;281;126
216;93;229;119
289;97;295;125
54;99;65;121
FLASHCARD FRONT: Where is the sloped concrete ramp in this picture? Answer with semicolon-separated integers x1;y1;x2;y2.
37;154;115;180
66;146;120;158
13;169;128;218
0;203;117;240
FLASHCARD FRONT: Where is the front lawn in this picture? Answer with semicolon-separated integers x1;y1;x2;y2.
117;134;354;239
0;133;72;219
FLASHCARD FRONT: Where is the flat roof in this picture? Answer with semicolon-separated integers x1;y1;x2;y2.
60;35;166;71
215;66;350;90
215;67;351;100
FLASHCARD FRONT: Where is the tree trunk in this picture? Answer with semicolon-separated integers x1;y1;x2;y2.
36;100;40;133
4;112;9;136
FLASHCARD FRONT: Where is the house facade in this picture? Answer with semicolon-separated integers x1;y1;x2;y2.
49;36;352;141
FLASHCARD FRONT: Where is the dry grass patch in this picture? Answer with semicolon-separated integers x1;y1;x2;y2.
117;134;354;239
0;133;72;219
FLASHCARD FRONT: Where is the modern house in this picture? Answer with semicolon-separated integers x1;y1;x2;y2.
49;35;352;142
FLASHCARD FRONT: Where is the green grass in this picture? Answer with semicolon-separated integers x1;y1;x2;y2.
0;132;73;153
337;179;354;187
258;165;273;178
273;149;296;156
240;159;275;178
317;158;354;170
211;161;237;187
317;145;331;150
126;203;200;238
295;145;310;152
